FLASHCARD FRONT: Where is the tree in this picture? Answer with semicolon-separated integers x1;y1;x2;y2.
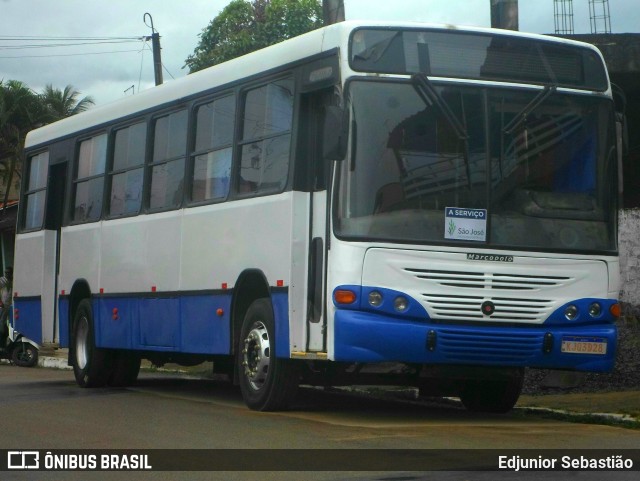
185;0;323;73
40;84;94;122
0;81;93;207
0;80;42;194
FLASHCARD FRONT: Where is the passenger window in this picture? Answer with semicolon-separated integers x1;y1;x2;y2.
73;134;107;222
109;122;146;216
239;78;293;195
23;151;49;230
191;95;235;202
150;110;187;210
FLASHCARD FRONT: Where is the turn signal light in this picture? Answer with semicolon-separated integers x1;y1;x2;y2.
609;303;621;319
334;289;356;305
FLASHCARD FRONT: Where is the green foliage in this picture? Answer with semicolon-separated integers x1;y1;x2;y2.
0;80;93;200
41;84;94;122
0;81;42;182
185;0;322;73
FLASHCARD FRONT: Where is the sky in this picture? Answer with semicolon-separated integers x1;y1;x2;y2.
1;0;638;106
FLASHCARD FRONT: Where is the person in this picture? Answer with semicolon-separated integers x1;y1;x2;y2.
0;267;13;346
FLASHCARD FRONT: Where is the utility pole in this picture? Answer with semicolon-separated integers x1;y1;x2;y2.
323;0;345;25
144;13;163;86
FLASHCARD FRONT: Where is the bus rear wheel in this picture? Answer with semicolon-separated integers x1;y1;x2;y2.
72;299;112;387
237;298;299;411
459;369;524;413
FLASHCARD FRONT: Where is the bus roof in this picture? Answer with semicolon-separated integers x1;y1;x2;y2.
24;20;606;150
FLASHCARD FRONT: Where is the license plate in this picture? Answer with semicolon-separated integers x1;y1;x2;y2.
561;336;607;355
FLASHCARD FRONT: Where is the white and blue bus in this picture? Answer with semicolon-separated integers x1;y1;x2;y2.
15;21;620;412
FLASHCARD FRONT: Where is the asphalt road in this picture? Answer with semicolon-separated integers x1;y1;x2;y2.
0;364;638;481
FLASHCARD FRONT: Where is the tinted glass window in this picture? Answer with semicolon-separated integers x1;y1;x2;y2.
23;151;49;230
150;110;187;210
336;79;617;253
110;122;146;216
192;95;235;203
239;79;293;195
150;159;185;210
77;134;107;178
350;28;608;91
27;151;49;191
74;134;107;222
113;122;146;171
153;110;187;162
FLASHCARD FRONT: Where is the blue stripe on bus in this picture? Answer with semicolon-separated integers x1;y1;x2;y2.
58;292;290;357
92;295;232;354
13;298;43;344
271;291;290;358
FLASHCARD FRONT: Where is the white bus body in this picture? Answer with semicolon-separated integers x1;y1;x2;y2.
14;21;619;412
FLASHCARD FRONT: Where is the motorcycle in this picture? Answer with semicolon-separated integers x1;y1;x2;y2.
0;310;39;367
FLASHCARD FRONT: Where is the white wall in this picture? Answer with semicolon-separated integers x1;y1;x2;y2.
618;208;640;314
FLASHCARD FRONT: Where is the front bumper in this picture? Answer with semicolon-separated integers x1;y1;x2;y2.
334;310;617;372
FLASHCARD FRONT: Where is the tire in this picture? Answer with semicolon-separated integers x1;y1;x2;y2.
72;299;112;387
11;342;38;367
237;298;299;411
109;350;141;387
459;369;524;413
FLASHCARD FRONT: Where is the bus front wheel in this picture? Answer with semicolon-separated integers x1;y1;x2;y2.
72;299;112;388
237;298;299;411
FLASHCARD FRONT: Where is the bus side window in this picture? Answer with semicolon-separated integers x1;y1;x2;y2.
149;110;188;210
109;122;146;217
72;134;107;223
23;151;50;230
238;78;294;195
191;95;235;203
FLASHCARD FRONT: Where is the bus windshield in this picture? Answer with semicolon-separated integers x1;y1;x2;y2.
335;79;617;253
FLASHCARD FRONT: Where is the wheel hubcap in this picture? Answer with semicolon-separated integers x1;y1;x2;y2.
242;321;270;391
75;316;89;370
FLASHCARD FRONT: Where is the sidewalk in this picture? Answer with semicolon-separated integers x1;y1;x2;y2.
36;348;640;425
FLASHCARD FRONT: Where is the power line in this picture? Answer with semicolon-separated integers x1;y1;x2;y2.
0;49;144;59
0;35;142;40
0;40;144;50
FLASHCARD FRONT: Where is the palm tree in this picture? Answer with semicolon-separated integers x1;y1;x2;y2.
40;84;94;122
0;82;94;209
0;80;43;197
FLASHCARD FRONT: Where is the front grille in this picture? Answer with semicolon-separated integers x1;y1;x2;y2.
404;268;571;290
422;294;555;322
404;267;569;323
438;328;542;363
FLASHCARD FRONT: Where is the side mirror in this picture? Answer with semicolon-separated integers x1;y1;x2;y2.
322;105;348;161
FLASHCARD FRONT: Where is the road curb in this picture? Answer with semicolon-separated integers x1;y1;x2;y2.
39;355;71;370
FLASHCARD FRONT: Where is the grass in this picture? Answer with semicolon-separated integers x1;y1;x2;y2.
518;391;640;419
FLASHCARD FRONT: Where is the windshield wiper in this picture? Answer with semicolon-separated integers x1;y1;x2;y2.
502;85;557;136
411;73;468;141
411;73;471;187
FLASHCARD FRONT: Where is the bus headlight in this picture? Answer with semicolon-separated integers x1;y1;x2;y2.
368;291;383;307
394;296;409;312
564;305;578;320
588;302;602;318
